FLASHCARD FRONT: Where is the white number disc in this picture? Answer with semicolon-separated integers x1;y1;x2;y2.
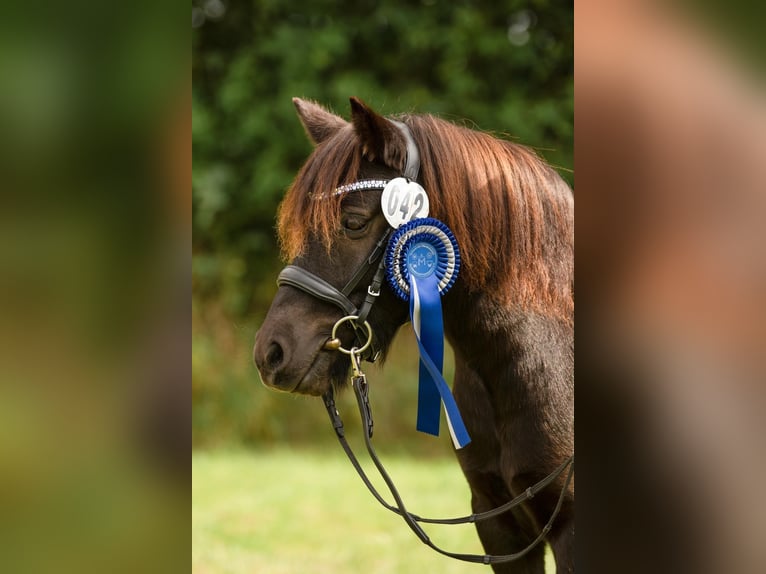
380;177;430;228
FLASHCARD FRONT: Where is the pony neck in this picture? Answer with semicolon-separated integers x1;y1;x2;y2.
442;288;567;382
443;290;508;362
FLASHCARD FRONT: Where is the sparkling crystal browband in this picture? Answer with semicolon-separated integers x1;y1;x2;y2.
332;179;390;197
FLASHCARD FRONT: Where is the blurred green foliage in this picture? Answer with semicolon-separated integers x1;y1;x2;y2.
192;0;572;449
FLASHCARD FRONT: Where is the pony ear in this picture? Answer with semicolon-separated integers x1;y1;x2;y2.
349;96;407;171
292;98;348;145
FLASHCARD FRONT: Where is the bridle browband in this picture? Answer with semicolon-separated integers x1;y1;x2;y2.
274;120;574;565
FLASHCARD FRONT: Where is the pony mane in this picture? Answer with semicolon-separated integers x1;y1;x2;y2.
278;114;573;319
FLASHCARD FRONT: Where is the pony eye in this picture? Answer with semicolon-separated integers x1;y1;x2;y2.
341;215;369;233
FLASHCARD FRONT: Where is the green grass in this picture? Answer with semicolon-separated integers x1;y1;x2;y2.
193;448;555;573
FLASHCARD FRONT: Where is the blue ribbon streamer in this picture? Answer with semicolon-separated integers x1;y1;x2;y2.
409;274;471;449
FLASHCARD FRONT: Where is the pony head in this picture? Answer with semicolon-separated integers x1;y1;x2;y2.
254;97;573;396
254;97;415;395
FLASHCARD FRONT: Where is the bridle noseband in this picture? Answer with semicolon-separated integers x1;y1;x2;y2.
276;223;392;362
273;120;574;565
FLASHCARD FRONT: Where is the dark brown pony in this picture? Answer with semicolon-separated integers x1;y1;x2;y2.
254;97;573;574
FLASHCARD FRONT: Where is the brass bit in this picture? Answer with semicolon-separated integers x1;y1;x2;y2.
323;337;342;351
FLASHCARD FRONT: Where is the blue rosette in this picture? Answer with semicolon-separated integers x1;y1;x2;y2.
385;218;461;301
384;218;470;449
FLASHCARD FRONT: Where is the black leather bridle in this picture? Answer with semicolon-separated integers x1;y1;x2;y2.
273;120;574;565
276;222;392;362
276;119;420;361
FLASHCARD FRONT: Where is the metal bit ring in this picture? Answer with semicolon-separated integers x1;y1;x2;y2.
330;315;373;355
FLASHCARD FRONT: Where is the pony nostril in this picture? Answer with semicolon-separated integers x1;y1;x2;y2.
265;341;284;370
253;331;292;386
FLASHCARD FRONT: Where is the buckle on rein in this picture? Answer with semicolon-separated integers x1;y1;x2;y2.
323;315;374;439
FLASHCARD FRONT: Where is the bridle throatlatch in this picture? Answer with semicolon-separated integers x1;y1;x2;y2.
276;120;574;564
